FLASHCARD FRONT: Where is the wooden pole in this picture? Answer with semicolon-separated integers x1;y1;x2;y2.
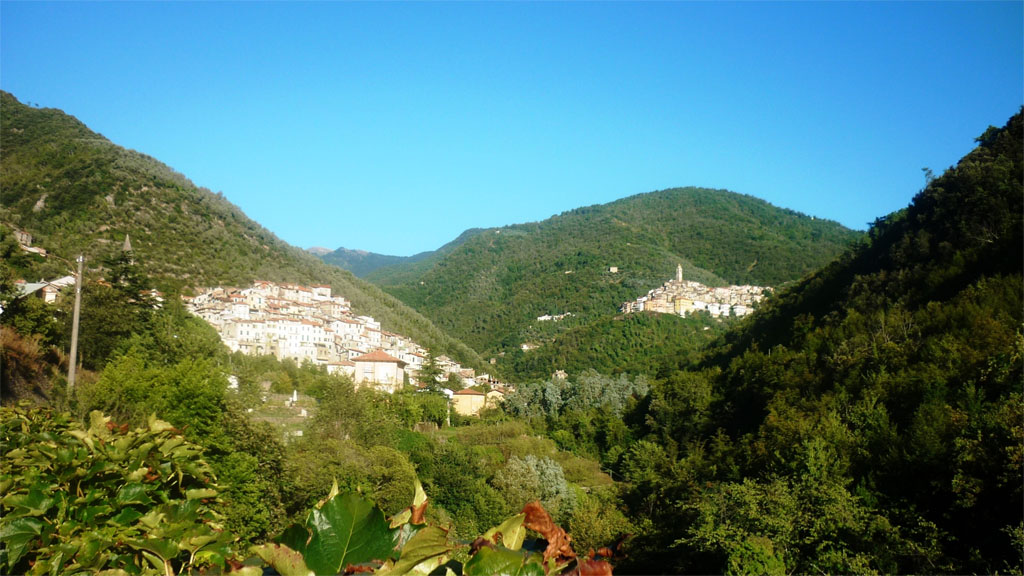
67;255;83;394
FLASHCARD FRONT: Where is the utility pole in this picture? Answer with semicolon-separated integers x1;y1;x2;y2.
67;255;83;394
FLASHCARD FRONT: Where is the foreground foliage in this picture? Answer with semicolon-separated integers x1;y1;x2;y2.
255;481;614;576
0;404;231;575
1;403;615;575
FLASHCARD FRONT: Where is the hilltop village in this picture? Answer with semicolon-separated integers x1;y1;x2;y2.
184;281;496;400
622;264;770;318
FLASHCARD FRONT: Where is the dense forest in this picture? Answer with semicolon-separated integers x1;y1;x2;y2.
501;312;728;381
351;187;860;372
0;91;483;368
610;110;1023;573
0;94;1020;575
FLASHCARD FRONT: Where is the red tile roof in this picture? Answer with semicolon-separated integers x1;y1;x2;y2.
454;388;485;396
351;350;406;365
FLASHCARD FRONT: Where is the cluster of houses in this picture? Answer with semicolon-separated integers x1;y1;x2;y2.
1;228;66;311
621;264;770;318
11;275;76;305
184;281;507;413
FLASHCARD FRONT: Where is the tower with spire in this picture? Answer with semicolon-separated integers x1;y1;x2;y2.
676;263;683;283
122;234;134;265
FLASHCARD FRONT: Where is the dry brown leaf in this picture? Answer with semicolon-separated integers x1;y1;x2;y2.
576;559;614;576
522;500;575;565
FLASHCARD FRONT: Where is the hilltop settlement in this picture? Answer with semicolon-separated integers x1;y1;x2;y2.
622;264;770;318
184;280;495;398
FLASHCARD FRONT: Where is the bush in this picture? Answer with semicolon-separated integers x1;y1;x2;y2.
0;404;233;575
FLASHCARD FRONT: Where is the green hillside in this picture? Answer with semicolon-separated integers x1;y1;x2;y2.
619;111;1023;573
504;312;731;379
0;91;483;367
365;187;861;366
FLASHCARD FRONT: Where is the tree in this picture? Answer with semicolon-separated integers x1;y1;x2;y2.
491;455;575;524
0;228;22;308
569;487;633;555
445;371;463;391
64;282;138;370
0;292;61;346
415;352;444;391
104;245;155;314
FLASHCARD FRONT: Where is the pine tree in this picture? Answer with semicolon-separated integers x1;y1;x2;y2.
415;352;444;391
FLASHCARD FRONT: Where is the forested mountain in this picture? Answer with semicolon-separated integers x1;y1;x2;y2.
360;187;860;366
616;111;1023;573
315;247;418;277
0;91;482;367
316;228;483;278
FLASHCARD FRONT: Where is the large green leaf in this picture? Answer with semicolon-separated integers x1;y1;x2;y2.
128;537;180;562
276;523;311;552
109;507;143;526
80;504;113;523
116;482;154;506
0;516;44;568
483;514;526;551
379;526;450;576
463;546;545;576
3;487;56;517
302;492;396;575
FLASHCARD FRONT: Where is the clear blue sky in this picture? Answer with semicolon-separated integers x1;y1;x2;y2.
2;2;1021;256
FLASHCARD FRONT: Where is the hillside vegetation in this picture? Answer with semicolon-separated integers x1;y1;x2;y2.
614;111;1023;573
0;91;482;367
362;187;860;365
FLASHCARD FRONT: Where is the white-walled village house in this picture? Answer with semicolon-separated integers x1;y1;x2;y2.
351;350;407;393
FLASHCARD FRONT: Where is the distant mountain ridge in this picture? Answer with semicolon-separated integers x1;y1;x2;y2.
315;228;485;278
314;247;433;278
312;247;414;277
0;91;483;367
340;187;861;369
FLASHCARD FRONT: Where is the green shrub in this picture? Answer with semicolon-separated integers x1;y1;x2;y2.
0;404;233;575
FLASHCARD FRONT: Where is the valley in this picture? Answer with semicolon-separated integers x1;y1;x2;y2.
318;186;861;372
1;92;1021;575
